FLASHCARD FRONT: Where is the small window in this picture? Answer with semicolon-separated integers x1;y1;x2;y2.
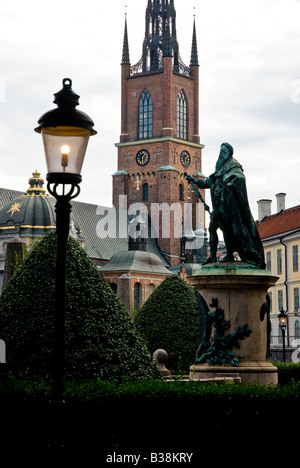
293;245;299;272
277;249;282;275
295;320;300;339
143;183;149;201
294;287;299;310
179;183;184;201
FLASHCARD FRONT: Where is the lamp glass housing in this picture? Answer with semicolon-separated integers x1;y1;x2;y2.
41;126;91;175
278;312;288;330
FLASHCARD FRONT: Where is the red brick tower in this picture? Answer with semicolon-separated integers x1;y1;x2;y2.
113;0;205;266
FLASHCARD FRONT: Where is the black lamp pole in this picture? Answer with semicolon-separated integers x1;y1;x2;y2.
35;79;96;404
281;324;286;363
47;182;80;402
278;308;288;363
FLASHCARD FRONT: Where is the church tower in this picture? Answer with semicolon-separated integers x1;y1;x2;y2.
113;0;205;266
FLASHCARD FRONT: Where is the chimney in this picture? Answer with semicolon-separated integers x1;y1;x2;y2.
257;199;272;221
276;193;286;213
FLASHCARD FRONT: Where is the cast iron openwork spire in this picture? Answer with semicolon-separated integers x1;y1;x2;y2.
143;0;178;72
130;0;190;76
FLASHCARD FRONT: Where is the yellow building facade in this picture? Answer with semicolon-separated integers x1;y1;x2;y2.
257;196;300;359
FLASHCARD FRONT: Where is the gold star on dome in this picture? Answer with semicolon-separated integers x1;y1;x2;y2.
7;202;23;217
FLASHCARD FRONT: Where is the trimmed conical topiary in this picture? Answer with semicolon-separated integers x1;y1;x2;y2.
0;232;160;380
135;275;198;373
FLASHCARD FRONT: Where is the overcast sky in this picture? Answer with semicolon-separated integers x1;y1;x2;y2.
1;0;300;221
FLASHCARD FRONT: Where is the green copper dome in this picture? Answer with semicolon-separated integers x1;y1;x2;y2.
100;250;172;275
0;171;56;238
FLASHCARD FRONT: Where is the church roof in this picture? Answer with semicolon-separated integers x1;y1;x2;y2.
121;14;130;65
156;165;178;172
112;169;128;176
190;16;199;66
71;202;169;264
256;205;300;240
0;176;169;266
129;0;194;77
100;249;172;275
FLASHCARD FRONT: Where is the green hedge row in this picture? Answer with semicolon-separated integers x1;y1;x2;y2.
1;371;300;455
1;363;300;408
1;361;299;399
1;365;299;460
274;361;300;384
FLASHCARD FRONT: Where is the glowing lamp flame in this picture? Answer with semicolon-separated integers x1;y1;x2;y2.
61;144;70;168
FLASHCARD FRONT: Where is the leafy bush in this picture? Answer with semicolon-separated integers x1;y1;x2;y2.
274;361;300;384
135;275;198;372
0;232;160;380
1;374;300;455
1;372;300;401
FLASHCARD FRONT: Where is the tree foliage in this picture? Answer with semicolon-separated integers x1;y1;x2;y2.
135;275;198;372
0;232;160;380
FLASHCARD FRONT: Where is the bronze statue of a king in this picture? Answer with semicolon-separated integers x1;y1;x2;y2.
185;143;265;269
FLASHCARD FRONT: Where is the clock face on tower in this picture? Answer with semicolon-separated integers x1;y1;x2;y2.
136;149;150;166
180;150;191;168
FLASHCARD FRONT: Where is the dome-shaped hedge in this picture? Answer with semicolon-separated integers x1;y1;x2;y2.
0;232;160;380
135;275;198;373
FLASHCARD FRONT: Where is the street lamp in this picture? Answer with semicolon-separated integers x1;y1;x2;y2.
35;78;96;404
278;308;288;362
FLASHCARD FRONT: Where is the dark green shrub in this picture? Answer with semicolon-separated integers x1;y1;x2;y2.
0;232;160;380
135;275;198;372
274;361;300;384
1;375;299;455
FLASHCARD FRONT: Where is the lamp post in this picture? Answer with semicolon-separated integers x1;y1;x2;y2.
35;78;96;404
278;308;288;362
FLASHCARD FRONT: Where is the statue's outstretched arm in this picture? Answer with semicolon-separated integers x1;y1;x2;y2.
184;173;211;215
184;172;210;189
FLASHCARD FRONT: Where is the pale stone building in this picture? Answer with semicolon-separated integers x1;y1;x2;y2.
257;193;300;360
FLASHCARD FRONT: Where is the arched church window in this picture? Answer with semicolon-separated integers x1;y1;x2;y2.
139;90;153;139
177;90;187;140
143;182;149;201
134;282;142;310
179;182;184;201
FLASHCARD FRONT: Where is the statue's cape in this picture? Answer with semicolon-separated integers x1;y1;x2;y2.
210;158;265;268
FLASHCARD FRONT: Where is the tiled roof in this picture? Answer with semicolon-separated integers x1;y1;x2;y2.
71;200;169;265
0;188;24;207
0;187;169;266
257;205;300;239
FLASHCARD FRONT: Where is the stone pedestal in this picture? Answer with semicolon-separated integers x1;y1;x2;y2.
188;262;278;385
